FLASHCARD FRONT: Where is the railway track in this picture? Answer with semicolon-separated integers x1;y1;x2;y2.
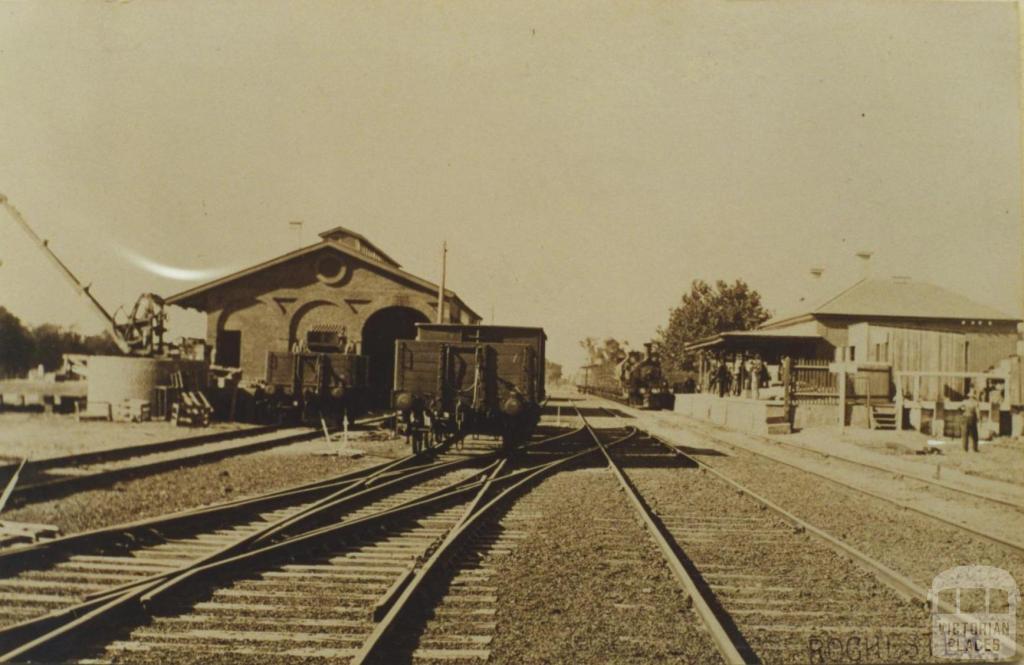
6;398;1005;663
589;404;1023;664
650;409;1024;556
0;439;502;662
2;415;393;508
351;422;639;665
351;408;743;664
0;426;594;663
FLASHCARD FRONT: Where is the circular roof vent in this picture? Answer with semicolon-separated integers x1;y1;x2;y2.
315;253;349;286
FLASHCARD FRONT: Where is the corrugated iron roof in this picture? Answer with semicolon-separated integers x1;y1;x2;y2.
763;277;1017;327
164;237;480;321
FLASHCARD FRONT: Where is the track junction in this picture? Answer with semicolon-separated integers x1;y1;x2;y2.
0;395;1017;663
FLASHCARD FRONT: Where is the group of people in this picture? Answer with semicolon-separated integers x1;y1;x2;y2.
707;352;775;400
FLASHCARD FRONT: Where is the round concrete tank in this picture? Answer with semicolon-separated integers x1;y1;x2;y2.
87;356;162;407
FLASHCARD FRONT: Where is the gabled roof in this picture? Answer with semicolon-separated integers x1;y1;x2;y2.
318;226;401;268
165;235;480;321
762;277;1018;328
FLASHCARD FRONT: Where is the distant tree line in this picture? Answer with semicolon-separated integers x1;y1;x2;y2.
0;306;119;378
579;337;628;370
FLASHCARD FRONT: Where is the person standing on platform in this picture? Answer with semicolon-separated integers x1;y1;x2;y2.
715;357;729;397
749;354;764;400
961;390;980;453
737;354;745;397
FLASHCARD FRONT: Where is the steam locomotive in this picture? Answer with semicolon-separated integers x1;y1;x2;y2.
619;343;674;410
578;342;674;410
392;324;546;452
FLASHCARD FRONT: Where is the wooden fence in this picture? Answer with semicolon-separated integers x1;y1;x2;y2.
791;358;837;404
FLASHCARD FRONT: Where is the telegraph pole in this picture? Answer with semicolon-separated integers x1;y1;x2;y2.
436;241;447;323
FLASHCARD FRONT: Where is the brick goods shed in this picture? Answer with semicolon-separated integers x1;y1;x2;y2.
166;227;480;402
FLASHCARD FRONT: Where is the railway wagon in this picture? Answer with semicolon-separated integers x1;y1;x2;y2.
392;324;546;451
261;328;370;425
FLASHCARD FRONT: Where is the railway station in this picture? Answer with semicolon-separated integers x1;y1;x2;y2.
680;275;1023;436
1;3;1022;664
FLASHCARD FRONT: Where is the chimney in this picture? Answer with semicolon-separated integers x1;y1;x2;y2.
855;251;873;279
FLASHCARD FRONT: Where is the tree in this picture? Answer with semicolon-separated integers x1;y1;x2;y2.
579;337;628;368
544;359;563;385
658;279;771;370
29;324;119;371
0;307;35;378
0;307;120;378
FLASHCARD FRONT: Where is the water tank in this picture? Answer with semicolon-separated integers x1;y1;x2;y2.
88;356;161;408
86;356;207;414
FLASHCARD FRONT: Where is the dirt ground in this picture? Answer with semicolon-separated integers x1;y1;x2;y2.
0;412;253;463
3;426;414;534
780;424;1024;488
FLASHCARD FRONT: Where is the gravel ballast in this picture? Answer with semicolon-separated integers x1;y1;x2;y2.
486;466;721;665
614;436;933;664
645;417;1024;600
3;435;409;534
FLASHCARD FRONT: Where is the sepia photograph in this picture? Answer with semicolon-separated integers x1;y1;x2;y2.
0;1;1021;663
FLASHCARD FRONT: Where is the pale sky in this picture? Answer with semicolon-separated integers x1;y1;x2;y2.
0;0;1020;370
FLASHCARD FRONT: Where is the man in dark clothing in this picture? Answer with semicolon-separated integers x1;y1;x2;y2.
961;391;980;453
715;358;729;397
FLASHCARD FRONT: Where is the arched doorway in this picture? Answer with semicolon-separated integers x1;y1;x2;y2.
362;306;429;407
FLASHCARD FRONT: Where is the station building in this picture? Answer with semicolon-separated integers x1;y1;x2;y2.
166;227;480;402
682;277;1022;435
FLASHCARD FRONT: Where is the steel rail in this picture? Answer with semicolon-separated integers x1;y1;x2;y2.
673;413;1024;513
350;426;633;665
4;425;282;476
581;408;749;665
592;404;931;604
665;415;1024;556
591;394;1024;554
593;403;1024;662
0;449;405;575
9;412;391;477
12;459;563;663
648;429;1024;662
0;460;485;663
369;459;507;622
79;451;455;602
7;414;390;506
0;450;428;654
0;427;585;662
0;450;494;655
